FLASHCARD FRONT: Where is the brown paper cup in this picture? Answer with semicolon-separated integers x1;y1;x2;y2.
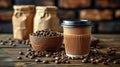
64;34;91;57
29;35;63;51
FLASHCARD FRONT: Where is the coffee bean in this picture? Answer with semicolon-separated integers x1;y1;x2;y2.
4;40;8;43
106;58;112;62
90;58;94;62
9;40;14;43
60;56;65;60
26;51;31;55
27;48;31;51
92;49;98;54
103;61;108;65
35;59;41;62
65;60;70;64
17;56;22;60
0;42;5;45
45;54;50;57
92;61;97;64
42;60;49;64
82;58;88;63
55;60;60;64
12;44;16;46
19;51;24;55
34;52;38;57
8;38;12;40
113;60;119;64
29;55;35;59
9;42;13;45
25;54;29;58
55;57;60;60
96;58;103;63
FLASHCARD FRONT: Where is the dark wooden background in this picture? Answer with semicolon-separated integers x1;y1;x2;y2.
0;0;120;33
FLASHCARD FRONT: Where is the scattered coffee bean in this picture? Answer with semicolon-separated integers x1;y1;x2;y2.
60;59;65;63
55;57;60;60
9;42;13;45
82;58;88;63
17;56;22;60
29;55;35;59
92;49;99;54
106;58;112;62
113;60;119;64
92;61;97;64
42;60;49;64
4;40;8;43
22;40;26;44
9;40;14;43
45;54;50;57
25;54;29;58
0;42;5;45
27;48;31;51
103;61;108;65
35;59;41;62
19;51;24;55
55;60;60;64
65;60;70;64
90;58;94;62
12;44;16;46
95;59;101;63
8;38;12;40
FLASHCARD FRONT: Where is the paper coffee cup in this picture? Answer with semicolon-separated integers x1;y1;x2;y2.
62;20;92;58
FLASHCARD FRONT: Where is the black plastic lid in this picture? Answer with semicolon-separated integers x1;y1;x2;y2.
61;20;92;27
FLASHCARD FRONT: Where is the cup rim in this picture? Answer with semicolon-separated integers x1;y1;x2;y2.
61;19;92;28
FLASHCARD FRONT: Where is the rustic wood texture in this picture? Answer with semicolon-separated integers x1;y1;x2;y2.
0;34;120;67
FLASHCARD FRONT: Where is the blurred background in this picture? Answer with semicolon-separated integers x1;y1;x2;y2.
0;0;120;34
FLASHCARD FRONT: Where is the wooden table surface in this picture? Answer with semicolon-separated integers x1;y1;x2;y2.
0;34;120;67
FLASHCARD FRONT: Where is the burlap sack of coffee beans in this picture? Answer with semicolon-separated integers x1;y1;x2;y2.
34;6;60;33
12;5;35;40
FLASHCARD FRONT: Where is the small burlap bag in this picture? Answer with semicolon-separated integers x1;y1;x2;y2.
34;6;60;32
12;5;35;40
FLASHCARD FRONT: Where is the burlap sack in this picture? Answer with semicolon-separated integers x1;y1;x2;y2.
12;5;35;40
34;6;60;33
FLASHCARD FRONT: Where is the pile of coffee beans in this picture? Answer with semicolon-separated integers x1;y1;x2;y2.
0;38;31;47
17;48;70;64
80;48;118;65
0;36;120;65
16;46;120;64
30;29;62;37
